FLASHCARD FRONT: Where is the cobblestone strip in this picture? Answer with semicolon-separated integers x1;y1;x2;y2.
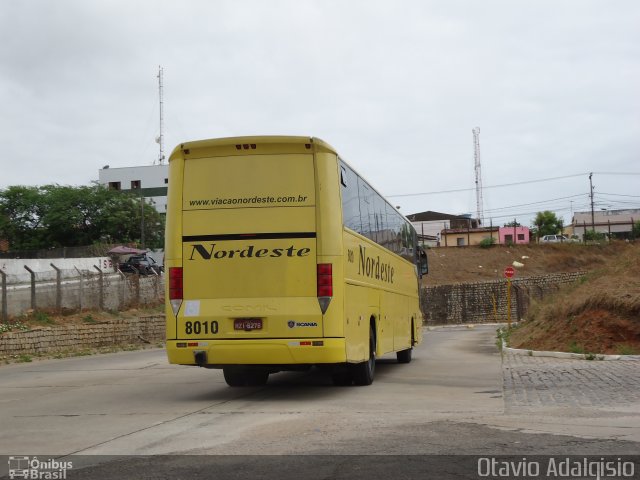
503;352;640;411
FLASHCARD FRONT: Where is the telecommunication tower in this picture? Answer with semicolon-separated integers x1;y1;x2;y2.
472;127;484;225
155;66;165;165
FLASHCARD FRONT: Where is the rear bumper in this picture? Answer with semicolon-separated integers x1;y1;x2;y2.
166;338;347;366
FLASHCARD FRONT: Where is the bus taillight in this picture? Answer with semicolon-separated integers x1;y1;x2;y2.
169;267;183;315
317;263;332;314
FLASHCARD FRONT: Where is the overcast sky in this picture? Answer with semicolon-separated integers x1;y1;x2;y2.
1;0;639;227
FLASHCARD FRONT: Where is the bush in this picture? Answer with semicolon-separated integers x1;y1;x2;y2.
584;230;607;242
479;237;496;248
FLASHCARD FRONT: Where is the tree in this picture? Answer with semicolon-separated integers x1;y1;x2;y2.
633;221;640;239
0;186;49;249
532;211;563;238
0;184;165;250
504;220;521;227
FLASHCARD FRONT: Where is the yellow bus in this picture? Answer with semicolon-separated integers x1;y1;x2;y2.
165;136;428;386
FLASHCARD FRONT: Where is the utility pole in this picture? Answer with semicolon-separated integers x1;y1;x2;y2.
589;172;595;232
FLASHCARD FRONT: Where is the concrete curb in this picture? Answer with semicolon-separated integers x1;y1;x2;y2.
503;345;640;361
496;325;640;361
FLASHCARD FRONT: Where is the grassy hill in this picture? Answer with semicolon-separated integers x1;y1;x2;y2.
425;242;639;355
507;243;640;355
426;242;631;286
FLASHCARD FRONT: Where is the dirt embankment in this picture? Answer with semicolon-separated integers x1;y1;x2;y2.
426;242;626;286
427;242;640;355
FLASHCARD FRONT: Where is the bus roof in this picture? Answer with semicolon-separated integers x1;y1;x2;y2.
169;136;337;159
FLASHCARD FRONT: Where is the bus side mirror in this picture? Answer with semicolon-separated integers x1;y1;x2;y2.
419;248;428;276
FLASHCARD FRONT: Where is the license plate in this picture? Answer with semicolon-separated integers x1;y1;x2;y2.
234;318;263;331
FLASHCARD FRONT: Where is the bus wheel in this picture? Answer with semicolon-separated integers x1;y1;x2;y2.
246;370;269;386
223;368;269;387
223;367;245;386
351;326;375;386
396;347;412;364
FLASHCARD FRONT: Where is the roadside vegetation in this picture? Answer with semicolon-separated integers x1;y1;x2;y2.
507;243;640;355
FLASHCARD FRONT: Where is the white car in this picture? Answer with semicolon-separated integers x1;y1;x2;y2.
540;234;568;243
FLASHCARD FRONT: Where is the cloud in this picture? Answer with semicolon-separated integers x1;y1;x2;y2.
0;0;638;226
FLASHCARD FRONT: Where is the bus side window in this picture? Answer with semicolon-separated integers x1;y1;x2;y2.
340;162;362;233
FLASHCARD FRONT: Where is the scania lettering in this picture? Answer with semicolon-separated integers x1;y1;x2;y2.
165;136;428;387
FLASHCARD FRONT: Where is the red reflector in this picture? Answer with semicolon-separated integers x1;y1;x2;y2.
300;341;312;346
318;285;333;296
317;263;332;275
169;267;183;300
188;342;198;347
317;263;333;298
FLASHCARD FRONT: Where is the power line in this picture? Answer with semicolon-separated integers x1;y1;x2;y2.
597;192;640;198
481;193;588;214
387;173;588;198
389;171;640;199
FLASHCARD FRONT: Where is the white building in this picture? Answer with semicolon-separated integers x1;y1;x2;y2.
98;164;169;213
572;209;640;238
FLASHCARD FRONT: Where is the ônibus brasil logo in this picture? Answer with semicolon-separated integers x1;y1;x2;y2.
8;456;73;479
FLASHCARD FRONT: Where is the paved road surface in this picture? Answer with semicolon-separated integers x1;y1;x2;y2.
1;325;638;479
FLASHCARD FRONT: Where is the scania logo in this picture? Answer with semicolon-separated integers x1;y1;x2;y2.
287;321;318;328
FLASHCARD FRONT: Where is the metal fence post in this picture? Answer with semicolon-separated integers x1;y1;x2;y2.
24;265;36;310
117;269;126;309
151;269;160;300
50;263;62;312
93;265;104;310
0;269;7;322
75;267;84;311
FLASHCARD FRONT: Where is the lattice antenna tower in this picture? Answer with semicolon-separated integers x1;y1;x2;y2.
472;127;484;226
156;65;165;165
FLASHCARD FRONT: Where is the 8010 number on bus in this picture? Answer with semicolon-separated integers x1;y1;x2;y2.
184;320;218;335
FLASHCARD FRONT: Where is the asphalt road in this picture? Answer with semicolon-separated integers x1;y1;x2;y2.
1;325;638;479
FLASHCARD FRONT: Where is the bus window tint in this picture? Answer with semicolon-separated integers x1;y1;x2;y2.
358;177;374;241
373;194;386;246
340;163;361;232
340;160;418;264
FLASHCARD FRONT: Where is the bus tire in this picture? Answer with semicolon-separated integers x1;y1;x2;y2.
246;370;269;386
396;347;412;364
223;368;269;387
223;367;246;387
351;326;375;386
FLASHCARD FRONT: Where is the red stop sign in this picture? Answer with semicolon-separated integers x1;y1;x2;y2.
504;266;515;278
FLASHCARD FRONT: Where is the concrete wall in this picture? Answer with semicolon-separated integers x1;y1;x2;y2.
1;274;163;318
0;257;114;283
421;272;585;325
0;315;165;356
